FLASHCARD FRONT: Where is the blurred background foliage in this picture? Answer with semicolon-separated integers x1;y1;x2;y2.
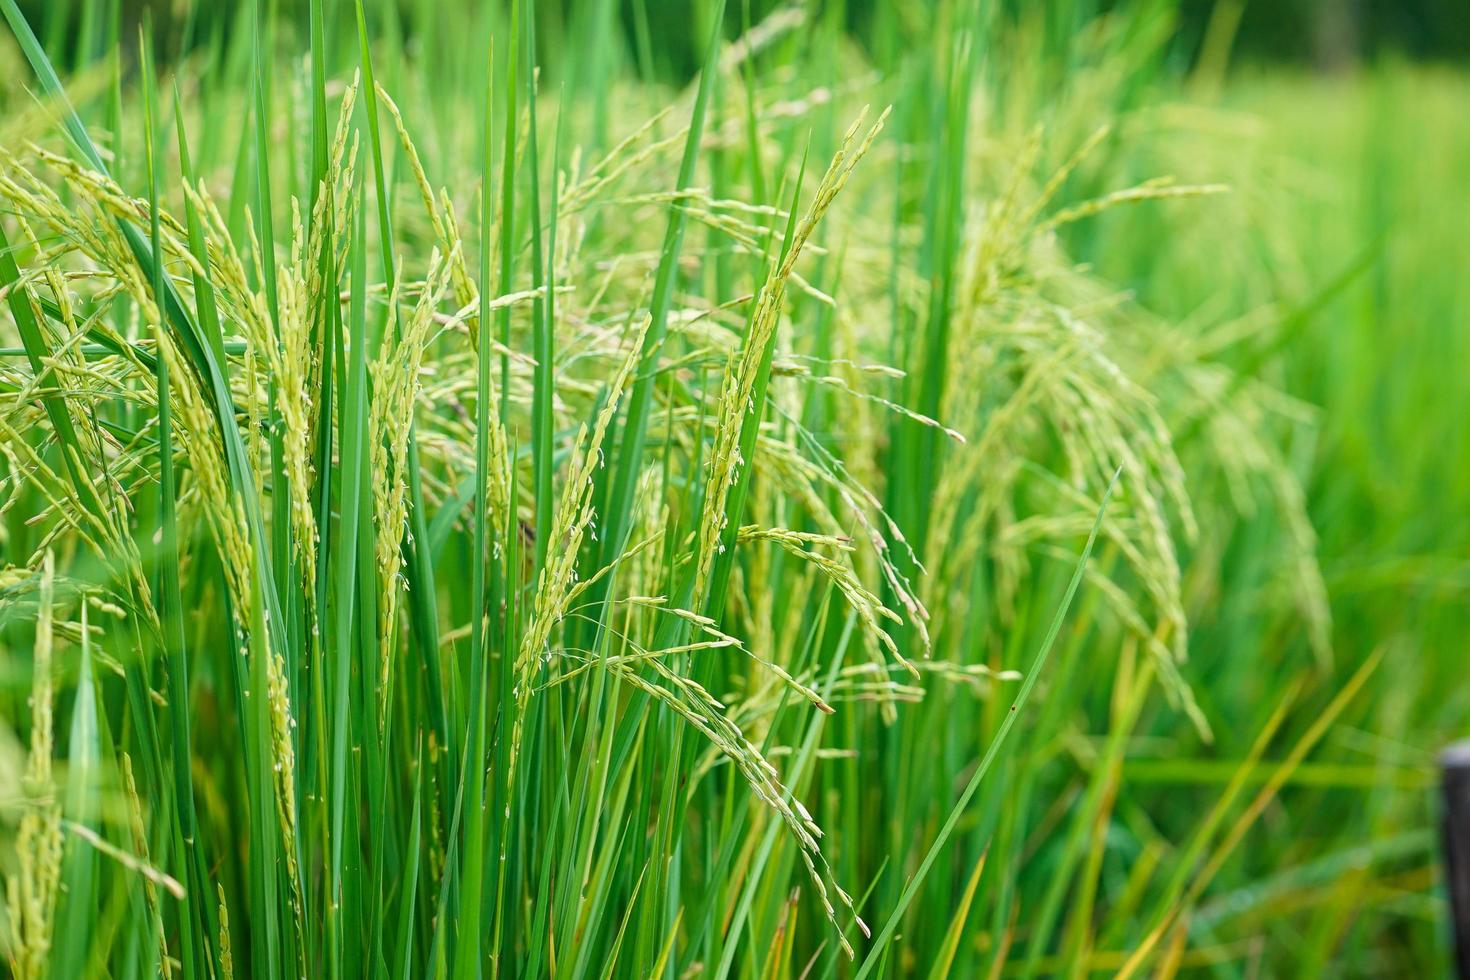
16;0;1470;81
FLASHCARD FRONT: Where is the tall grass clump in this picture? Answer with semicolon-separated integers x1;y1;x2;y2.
1;0;1463;976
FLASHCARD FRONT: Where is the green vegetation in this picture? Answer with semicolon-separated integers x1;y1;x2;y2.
0;2;1464;976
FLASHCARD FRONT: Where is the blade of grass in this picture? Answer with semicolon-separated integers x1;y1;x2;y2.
854;467;1122;977
586;0;727;622
141;29;214;980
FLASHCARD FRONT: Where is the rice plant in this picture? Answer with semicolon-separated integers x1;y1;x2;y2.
1;1;1463;976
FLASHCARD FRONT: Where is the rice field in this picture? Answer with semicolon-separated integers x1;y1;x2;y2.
0;1;1466;976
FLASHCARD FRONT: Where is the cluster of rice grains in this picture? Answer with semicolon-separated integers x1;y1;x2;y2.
0;1;1353;977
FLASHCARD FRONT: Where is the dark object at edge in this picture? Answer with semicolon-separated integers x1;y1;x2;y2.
1444;741;1470;979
